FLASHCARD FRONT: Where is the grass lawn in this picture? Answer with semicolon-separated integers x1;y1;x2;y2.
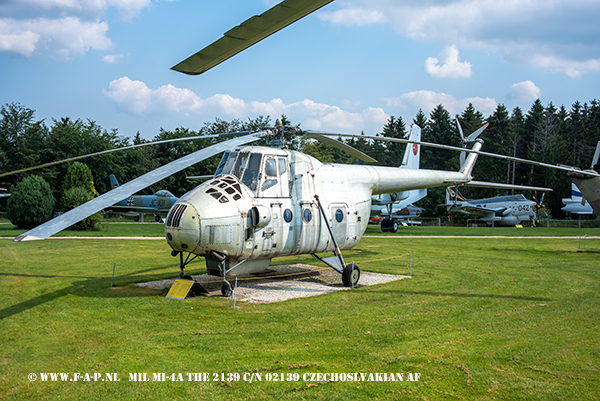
0;225;599;400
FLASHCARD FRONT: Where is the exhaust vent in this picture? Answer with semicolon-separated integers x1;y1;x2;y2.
166;204;188;227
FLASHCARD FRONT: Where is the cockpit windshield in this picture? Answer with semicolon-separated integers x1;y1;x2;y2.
214;151;262;194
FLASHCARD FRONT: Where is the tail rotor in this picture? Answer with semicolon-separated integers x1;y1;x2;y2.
456;117;489;166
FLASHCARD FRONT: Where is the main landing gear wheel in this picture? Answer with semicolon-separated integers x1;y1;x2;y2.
380;219;398;233
221;283;233;297
154;214;161;222
342;263;360;287
134;215;140;222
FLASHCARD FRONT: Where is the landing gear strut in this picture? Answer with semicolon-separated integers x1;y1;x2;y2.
313;195;360;288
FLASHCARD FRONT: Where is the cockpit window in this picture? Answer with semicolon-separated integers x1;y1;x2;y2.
219;151;237;176
242;153;262;193
232;152;249;179
214;151;230;176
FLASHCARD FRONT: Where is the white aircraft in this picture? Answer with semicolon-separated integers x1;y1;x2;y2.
442;186;545;227
562;182;594;215
370;125;426;232
12;121;485;292
563;141;600;216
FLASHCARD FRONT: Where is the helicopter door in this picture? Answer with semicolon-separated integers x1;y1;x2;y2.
258;156;289;198
330;204;348;248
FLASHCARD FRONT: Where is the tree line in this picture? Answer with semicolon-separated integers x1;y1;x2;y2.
1;100;599;221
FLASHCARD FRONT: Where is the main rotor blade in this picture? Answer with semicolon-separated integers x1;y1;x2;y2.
304;132;377;163
461;181;552;192
0;131;253;178
13;133;262;242
324;133;600;178
171;0;334;75
591;141;600;169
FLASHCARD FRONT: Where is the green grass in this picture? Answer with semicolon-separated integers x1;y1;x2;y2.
0;221;165;238
1;228;599;400
1;221;599;239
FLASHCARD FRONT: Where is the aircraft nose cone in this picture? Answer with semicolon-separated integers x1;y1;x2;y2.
165;202;200;252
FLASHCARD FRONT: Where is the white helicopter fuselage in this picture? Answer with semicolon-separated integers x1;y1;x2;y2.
165;145;478;276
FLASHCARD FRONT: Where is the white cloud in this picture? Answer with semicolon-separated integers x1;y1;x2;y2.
0;0;153;58
102;53;125;63
14;0;152;21
385;90;497;117
318;7;386;26
424;45;472;78
322;0;600;77
508;80;541;102
0;17;111;58
102;77;389;134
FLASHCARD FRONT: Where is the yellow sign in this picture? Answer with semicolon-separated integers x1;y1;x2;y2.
166;279;195;300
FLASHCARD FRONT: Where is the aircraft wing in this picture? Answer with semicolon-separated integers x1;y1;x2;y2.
171;0;334;75
459;205;505;215
13;134;261;241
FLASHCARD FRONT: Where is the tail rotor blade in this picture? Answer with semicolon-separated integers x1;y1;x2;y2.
467;122;489;142
456;117;465;142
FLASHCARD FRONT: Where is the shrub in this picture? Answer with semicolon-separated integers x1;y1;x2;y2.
7;175;56;229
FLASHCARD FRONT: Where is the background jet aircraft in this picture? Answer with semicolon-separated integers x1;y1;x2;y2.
442;186;545;227
563;141;600;216
108;175;179;222
562;182;594;215
370;125;426;232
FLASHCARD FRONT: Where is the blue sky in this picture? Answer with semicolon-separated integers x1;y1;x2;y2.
1;0;599;140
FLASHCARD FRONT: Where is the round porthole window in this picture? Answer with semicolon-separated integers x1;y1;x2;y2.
303;208;312;222
283;209;293;223
335;209;344;223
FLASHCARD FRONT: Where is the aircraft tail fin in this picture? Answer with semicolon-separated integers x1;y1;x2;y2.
446;186;468;206
401;125;421;169
110;174;120;188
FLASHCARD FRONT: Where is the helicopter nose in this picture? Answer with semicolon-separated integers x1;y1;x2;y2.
165;202;200;253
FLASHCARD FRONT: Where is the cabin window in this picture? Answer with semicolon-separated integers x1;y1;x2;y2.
261;158;278;191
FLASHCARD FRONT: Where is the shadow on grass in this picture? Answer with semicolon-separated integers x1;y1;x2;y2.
0;265;181;320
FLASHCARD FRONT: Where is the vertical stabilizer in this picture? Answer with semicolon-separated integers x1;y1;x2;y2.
110;174;120;189
401;125;421;169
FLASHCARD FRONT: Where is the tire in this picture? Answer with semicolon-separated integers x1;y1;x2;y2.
342;263;360;287
133;215;140;222
155;214;161;222
221;283;232;297
390;220;399;233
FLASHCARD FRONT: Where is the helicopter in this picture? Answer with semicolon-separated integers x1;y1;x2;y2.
12;122;484;294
